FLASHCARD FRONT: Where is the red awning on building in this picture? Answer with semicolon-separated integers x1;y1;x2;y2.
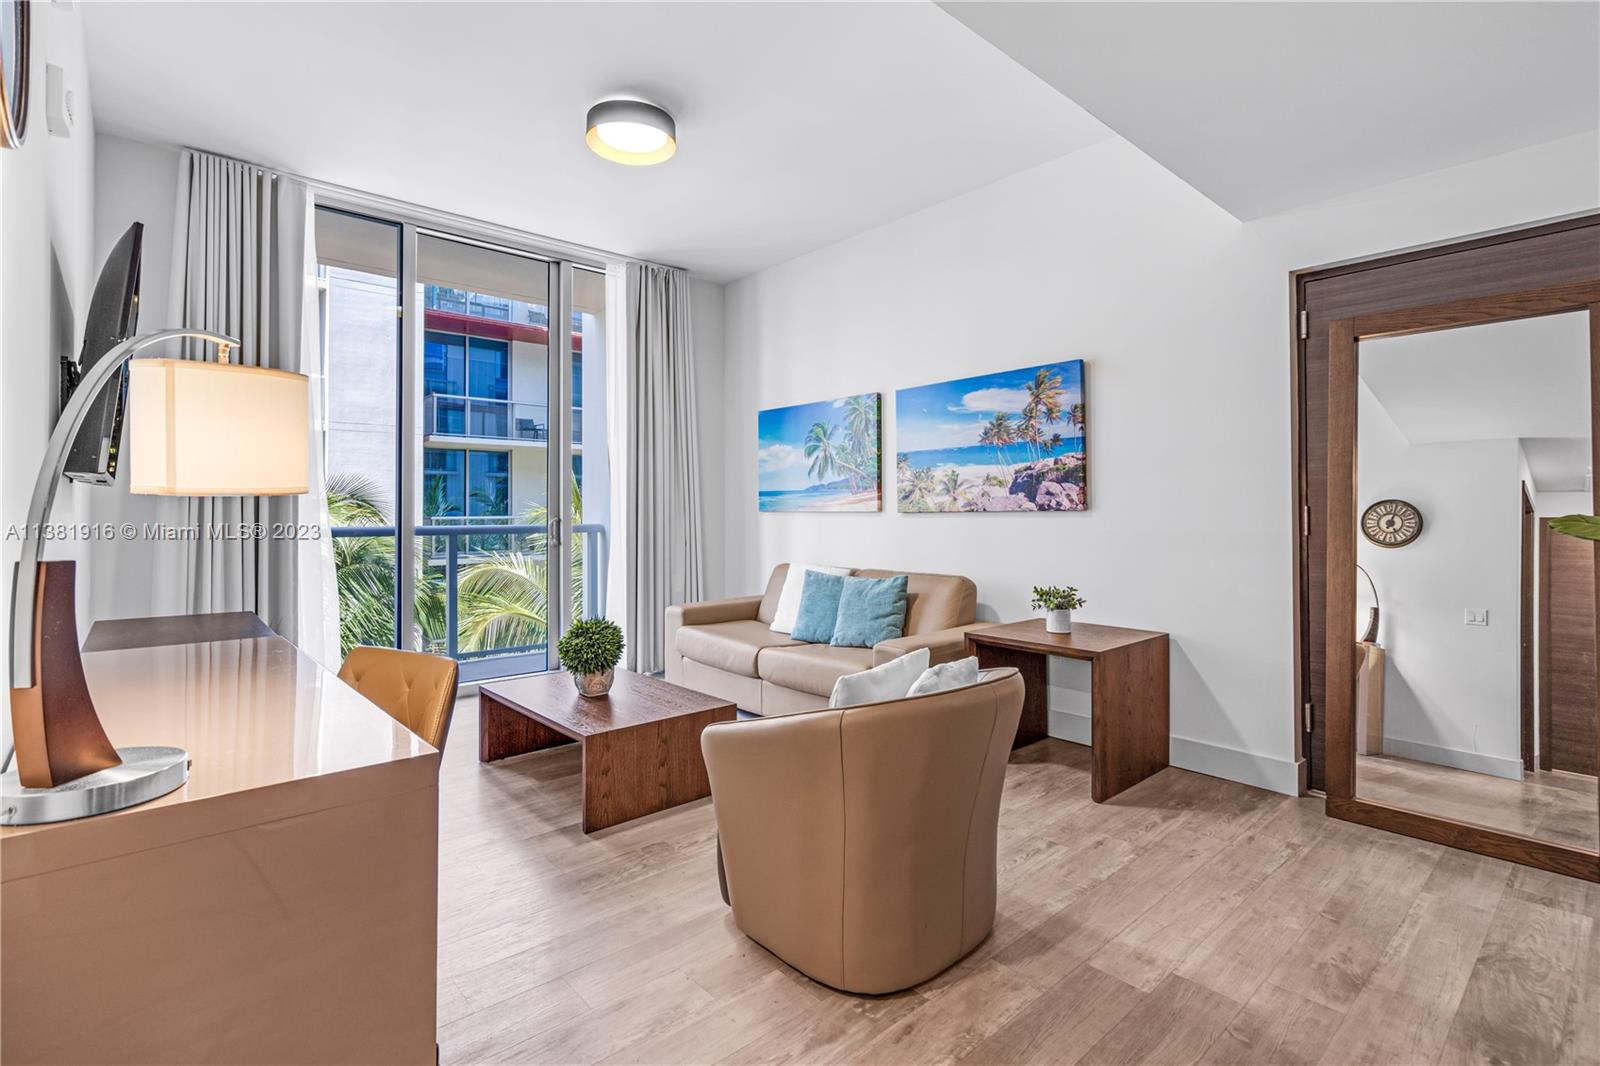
423;310;583;352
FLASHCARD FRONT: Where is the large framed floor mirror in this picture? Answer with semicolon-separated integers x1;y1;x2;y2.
1324;286;1599;880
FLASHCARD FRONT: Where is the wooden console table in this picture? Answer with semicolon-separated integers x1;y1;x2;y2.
965;620;1170;802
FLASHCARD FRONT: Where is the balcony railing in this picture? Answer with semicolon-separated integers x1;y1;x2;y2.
424;393;584;445
422;287;550;327
330;522;608;682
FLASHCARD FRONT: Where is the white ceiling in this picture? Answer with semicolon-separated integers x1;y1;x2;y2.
939;1;1600;219
80;2;1109;282
1361;312;1592;492
1521;438;1593;494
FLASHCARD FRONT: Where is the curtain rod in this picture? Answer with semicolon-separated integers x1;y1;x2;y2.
180;144;688;275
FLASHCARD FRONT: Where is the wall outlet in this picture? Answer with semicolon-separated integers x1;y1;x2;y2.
1464;609;1489;626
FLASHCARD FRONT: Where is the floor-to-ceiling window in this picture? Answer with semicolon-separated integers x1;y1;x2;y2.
319;206;609;682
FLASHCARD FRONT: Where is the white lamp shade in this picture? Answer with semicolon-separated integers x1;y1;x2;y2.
128;359;310;496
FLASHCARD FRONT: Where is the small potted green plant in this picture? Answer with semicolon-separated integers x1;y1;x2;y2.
1030;585;1086;634
556;618;625;698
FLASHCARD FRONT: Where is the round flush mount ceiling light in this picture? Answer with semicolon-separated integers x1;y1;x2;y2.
585;99;676;166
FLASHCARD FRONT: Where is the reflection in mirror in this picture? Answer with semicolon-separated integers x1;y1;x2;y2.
1355;310;1596;852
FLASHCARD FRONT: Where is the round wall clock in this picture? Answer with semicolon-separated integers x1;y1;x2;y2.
1362;499;1424;548
0;0;28;150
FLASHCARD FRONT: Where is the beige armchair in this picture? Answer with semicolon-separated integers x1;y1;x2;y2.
700;668;1025;994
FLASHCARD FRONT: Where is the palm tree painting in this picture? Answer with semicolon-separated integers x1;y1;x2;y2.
758;393;882;512
894;359;1087;513
804;421;842;482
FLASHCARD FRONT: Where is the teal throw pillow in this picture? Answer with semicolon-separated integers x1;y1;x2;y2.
830;575;909;648
790;570;846;644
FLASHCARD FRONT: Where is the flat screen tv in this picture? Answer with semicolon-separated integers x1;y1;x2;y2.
63;221;142;484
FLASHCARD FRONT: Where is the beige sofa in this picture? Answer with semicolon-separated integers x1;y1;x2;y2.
701;667;1025;993
664;564;986;715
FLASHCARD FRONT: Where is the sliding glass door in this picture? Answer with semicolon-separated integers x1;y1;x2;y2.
318;207;608;683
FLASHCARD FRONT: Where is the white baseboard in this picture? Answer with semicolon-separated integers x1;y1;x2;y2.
1046;685;1299;796
1045;684;1093;745
1168;735;1300;796
1380;736;1524;781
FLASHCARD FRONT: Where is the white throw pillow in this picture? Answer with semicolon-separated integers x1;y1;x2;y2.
906;656;981;698
769;564;851;634
828;648;931;709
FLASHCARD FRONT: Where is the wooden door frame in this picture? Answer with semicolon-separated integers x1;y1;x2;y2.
1323;284;1600;882
1521;484;1535;774
1540;517;1554;772
1541;513;1600;779
1292;213;1600;794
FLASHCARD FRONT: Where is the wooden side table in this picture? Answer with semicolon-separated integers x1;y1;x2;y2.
965;620;1170;802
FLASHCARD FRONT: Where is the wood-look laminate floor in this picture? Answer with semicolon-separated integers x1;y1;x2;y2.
437;697;1600;1065
1358;753;1599;851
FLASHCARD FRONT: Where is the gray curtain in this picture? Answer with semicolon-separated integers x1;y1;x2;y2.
615;262;704;672
168;150;332;656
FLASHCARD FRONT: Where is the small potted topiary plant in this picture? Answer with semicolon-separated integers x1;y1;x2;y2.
557;617;625;698
1030;585;1086;634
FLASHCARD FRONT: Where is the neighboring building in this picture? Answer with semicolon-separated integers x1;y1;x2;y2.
322;266;401;512
419;287;592;534
321;268;610;545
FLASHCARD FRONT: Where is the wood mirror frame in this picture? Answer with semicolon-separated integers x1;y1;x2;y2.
0;0;28;150
1322;284;1600;882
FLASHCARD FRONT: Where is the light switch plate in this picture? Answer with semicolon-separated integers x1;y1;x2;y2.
45;64;75;138
1464;609;1489;626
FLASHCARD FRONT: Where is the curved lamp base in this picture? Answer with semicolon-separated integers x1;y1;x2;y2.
1;746;189;825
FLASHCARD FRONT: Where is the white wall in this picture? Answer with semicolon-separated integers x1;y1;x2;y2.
84;133;185;622
1;2;99;747
1357;383;1524;778
691;278;727;599
719;131;1600;796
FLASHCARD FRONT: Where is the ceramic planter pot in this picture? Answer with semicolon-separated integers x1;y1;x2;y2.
1044;609;1073;634
572;668;615;698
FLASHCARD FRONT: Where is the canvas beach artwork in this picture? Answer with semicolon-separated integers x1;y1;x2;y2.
757;393;882;512
896;360;1086;513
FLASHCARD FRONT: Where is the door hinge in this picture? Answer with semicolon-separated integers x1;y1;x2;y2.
1298;309;1309;340
1303;701;1314;733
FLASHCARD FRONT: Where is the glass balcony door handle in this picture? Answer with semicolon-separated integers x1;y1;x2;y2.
549;517;562;547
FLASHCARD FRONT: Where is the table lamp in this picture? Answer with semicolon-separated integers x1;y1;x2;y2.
2;329;308;825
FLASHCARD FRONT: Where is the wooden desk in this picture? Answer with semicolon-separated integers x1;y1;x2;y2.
1;636;440;1065
480;670;735;832
82;610;273;651
965;620;1170;802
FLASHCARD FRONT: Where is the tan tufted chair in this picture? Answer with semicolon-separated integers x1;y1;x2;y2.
337;646;460;752
701;667;1024;994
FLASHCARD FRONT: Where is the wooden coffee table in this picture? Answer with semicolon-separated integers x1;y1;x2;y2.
478;670;736;833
